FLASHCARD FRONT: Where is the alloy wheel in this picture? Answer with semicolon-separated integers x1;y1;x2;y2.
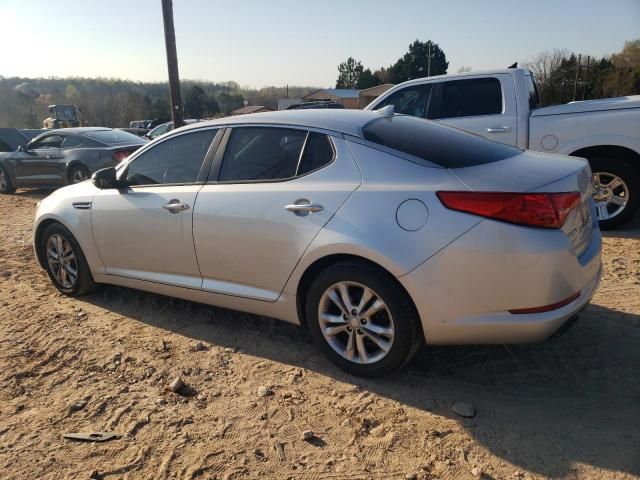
318;281;395;364
593;171;629;221
71;168;89;183
46;234;78;289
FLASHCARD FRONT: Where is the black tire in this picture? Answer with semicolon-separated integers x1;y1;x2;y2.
68;164;91;184
40;223;96;296
305;260;422;377
589;157;640;230
0;165;16;194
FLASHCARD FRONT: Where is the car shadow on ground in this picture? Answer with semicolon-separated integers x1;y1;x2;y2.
81;285;640;479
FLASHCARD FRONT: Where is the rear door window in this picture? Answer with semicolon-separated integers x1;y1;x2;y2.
218;127;334;182
432;78;502;119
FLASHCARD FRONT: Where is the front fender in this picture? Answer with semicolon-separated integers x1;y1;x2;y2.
33;184;104;274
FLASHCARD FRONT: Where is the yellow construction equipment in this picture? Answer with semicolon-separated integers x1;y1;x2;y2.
42;105;87;129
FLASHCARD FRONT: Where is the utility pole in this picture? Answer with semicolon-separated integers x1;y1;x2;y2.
161;0;184;128
572;53;581;102
582;55;590;100
427;42;432;77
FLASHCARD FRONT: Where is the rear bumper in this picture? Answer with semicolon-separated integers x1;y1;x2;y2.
399;219;602;345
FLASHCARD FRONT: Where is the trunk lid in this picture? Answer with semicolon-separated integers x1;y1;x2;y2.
450;151;595;256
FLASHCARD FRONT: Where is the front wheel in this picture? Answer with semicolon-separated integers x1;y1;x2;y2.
305;261;421;377
0;166;16;194
41;223;96;296
590;157;640;230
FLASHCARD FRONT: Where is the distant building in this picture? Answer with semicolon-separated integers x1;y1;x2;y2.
231;105;273;116
359;84;394;109
303;88;360;109
277;98;304;110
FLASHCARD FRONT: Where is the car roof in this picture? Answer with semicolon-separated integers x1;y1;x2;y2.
45;127;112;135
178;109;386;137
383;68;531;90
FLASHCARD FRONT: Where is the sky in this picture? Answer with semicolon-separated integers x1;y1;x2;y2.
0;0;638;88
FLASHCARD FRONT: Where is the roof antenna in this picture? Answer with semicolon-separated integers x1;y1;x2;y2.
376;104;395;116
508;62;518;69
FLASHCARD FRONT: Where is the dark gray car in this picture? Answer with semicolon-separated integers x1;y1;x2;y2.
0;127;146;193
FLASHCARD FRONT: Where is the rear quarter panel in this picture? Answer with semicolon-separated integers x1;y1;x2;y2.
283;142;481;294
529;107;640;156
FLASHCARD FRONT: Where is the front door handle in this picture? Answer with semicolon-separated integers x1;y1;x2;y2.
486;126;511;133
46;155;57;159
162;199;190;214
285;200;323;216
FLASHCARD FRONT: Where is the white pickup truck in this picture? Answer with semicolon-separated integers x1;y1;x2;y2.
365;68;640;229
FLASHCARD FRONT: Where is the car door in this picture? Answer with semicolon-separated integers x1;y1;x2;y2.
193;126;361;301
429;74;518;146
13;134;64;185
91;127;220;289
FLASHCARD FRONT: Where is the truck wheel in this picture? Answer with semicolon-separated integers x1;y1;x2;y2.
590;157;640;230
0;166;16;194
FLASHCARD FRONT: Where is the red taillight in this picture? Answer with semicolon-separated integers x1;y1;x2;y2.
112;150;131;163
509;292;580;314
436;191;581;229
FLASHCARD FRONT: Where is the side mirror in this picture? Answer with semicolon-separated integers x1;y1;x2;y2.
92;167;120;189
18;145;29;152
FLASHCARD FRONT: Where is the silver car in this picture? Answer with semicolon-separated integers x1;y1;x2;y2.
33;110;602;377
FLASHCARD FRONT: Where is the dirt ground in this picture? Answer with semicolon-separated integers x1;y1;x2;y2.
0;190;638;480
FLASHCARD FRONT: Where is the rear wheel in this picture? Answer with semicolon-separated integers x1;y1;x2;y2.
305;261;421;377
69;165;91;184
41;223;96;296
590;157;640;230
0;166;16;194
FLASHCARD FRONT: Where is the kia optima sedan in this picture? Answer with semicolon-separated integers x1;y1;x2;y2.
33;110;602;377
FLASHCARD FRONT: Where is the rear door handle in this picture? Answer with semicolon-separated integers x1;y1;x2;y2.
162;199;190;213
285;201;323;216
486;126;511;133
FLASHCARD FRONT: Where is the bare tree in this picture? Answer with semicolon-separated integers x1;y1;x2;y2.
524;49;569;91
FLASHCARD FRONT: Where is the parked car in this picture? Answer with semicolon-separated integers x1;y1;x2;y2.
0;127;146;193
145;119;203;140
366;68;640;229
33;110;601;377
129;120;152;129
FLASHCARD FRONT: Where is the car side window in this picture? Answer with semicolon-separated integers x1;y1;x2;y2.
149;123;170;139
373;84;432;118
432;78;502;119
219;127;309;182
30;135;63;149
124;129;217;186
61;135;83;149
297;132;335;176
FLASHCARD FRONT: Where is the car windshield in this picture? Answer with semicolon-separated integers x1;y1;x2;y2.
80;129;143;145
361;115;522;168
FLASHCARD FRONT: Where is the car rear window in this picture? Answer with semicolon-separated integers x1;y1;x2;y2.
361;115;522;168
80;130;142;145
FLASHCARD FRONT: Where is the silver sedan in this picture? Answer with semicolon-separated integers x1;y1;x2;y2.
33;110;602;377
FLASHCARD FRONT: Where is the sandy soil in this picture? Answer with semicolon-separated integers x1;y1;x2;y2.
0;189;639;480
